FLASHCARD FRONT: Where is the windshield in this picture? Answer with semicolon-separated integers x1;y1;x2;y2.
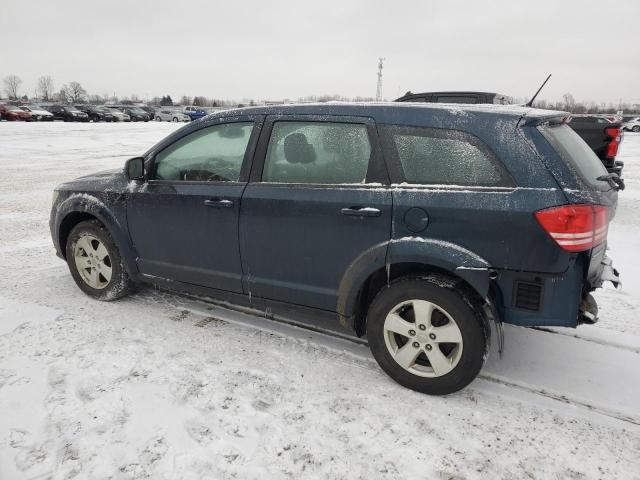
64;107;81;112
129;108;146;114
540;124;609;190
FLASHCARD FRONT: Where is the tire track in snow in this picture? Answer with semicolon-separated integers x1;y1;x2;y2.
143;289;640;428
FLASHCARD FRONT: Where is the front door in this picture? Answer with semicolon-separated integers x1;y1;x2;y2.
240;115;392;311
127;117;262;292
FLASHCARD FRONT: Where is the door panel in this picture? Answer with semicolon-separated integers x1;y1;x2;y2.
240;184;392;310
128;182;246;291
239;115;392;312
127;117;262;292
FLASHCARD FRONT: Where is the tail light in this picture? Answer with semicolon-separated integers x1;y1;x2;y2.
534;204;608;252
605;127;622;159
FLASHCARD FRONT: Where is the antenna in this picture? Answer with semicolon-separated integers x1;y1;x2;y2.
376;58;385;101
526;73;552;107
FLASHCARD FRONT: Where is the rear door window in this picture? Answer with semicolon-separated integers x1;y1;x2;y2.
539;124;609;190
381;125;512;187
262;121;372;184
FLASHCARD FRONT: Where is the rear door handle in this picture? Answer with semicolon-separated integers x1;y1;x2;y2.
204;199;234;208
341;207;381;217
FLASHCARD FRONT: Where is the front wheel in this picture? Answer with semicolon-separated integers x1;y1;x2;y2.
633;125;640;133
172;117;179;122
65;220;132;301
155;116;161;121
366;277;488;395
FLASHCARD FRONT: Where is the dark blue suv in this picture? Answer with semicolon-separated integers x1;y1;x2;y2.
49;103;620;394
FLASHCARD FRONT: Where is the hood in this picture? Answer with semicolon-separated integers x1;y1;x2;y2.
56;167;129;192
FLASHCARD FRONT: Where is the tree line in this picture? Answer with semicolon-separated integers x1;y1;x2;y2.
2;74;637;113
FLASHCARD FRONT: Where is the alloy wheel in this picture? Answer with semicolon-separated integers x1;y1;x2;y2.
73;234;112;289
383;299;463;377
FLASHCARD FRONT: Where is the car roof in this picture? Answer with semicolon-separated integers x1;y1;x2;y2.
203;102;567;127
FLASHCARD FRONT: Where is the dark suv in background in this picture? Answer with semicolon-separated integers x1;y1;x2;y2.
50;103;620;395
396;91;514;104
45;105;89;122
567;115;624;175
75;105;113;122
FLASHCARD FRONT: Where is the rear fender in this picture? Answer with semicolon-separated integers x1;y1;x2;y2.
336;238;492;318
388;238;492;297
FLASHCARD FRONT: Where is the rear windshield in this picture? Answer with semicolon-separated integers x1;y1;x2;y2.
539;124;608;190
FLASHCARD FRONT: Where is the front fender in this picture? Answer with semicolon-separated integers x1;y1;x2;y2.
52;192;139;277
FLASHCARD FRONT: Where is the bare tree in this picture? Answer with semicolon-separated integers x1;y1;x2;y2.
3;75;22;100
60;82;87;103
36;75;54;101
562;93;576;112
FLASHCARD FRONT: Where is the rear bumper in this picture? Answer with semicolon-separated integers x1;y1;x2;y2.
494;253;620;328
591;255;620;289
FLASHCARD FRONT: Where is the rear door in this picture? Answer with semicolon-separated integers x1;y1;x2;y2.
239;115;392;311
127;116;263;292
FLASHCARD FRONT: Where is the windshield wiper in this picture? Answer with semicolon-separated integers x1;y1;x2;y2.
597;173;625;191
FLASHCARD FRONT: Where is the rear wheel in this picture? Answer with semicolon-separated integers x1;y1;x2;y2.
155;116;161;121
367;276;488;395
65;220;132;301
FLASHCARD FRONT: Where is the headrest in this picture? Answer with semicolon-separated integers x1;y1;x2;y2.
283;133;316;164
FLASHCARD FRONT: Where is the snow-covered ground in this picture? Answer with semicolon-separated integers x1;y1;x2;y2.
0;122;639;480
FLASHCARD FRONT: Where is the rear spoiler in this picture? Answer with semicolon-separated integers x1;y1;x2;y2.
516;109;570;128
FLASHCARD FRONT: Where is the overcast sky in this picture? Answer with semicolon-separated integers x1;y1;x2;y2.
1;0;639;104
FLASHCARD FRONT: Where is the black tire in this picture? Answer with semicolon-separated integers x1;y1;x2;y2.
633;125;640;133
155;116;161;121
65;220;132;301
172;117;179;122
366;276;488;395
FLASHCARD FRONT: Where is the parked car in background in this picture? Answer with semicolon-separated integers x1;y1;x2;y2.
183;105;207;121
567;115;623;175
622;117;640;132
19;105;54;121
396;91;514;104
138;106;156;120
0;104;33;121
50;103;620;395
120;107;149;122
75;105;113;122
154;109;190;122
45;105;90;122
103;107;130;122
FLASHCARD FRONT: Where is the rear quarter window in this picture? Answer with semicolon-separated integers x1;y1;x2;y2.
539;124;609;190
381;125;513;187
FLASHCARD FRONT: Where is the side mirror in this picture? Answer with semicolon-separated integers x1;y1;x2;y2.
125;156;145;182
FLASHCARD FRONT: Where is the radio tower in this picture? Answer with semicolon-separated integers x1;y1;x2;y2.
376;57;385;101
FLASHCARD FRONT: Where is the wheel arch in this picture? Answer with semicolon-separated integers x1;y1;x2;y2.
54;193;139;277
337;238;494;336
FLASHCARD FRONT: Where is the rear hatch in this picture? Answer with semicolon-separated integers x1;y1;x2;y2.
537;123;619;288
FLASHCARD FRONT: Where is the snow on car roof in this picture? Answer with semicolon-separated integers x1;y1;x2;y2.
202;101;567;125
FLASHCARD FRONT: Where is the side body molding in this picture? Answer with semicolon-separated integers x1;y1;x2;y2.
337;237;492;319
52;193;139;277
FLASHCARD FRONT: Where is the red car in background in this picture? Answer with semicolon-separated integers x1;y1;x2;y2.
0;104;33;121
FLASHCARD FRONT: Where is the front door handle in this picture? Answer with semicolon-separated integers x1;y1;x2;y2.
341;206;381;217
204;199;234;208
